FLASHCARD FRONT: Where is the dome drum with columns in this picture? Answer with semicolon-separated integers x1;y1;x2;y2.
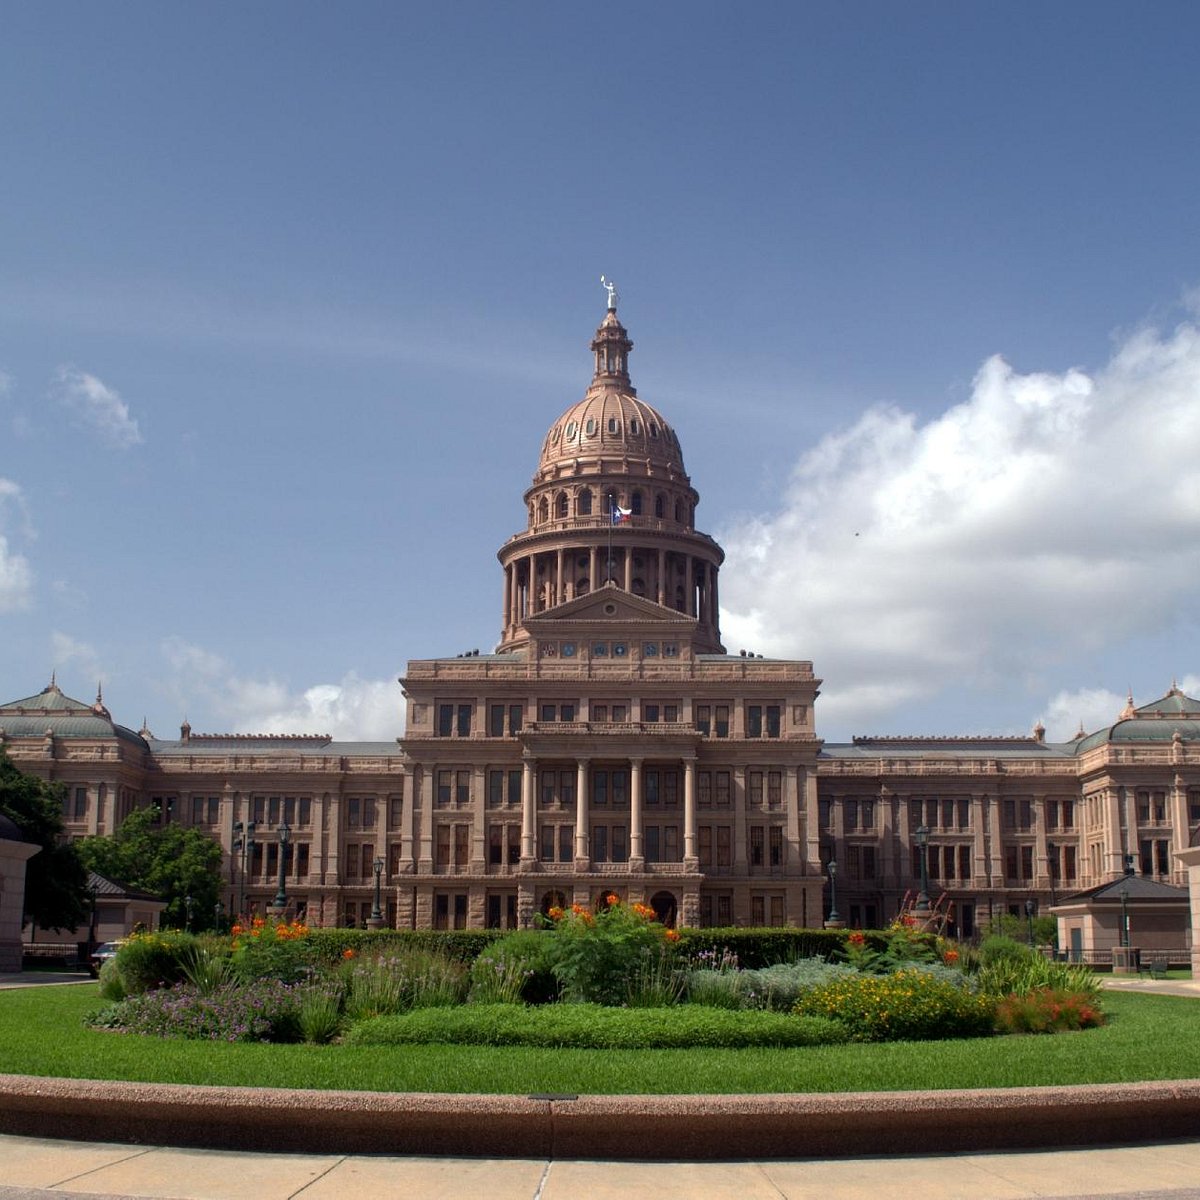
498;299;725;655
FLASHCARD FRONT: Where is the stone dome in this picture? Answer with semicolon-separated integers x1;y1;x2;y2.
534;305;687;481
537;390;686;478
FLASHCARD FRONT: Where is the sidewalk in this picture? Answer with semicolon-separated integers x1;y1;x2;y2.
2;1132;1200;1200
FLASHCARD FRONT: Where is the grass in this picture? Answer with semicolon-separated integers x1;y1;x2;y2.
0;984;1197;1095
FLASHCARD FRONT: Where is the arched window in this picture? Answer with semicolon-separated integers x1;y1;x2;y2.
650;891;678;928
585;418;596;436
578;489;593;516
540;890;567;916
607;417;618;434
538;497;549;524
674;499;682;523
631;491;643;516
630;418;640;435
555;492;568;519
654;493;665;519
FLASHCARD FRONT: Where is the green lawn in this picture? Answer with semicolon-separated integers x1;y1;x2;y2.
0;984;1197;1095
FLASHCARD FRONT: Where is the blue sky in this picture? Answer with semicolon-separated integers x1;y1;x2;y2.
2;2;1199;742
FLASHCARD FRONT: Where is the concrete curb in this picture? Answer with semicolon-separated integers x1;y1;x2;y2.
3;1074;1200;1160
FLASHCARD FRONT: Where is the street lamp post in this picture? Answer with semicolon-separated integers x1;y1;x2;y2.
184;893;194;932
1120;884;1130;949
214;899;223;933
1024;898;1035;947
914;824;931;914
826;859;841;926
367;856;385;930
273;822;291;911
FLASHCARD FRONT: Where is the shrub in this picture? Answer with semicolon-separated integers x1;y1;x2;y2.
342;947;468;1020
977;955;1101;1000
181;943;235;995
87;979;307;1042
468;930;557;1004
298;985;345;1044
993;988;1105;1034
304;927;499;968
675;928;846;969
686;969;749;1009
230;917;314;984
545;896;676;1005
346;1002;851;1050
114;931;200;995
626;946;687;1007
978;935;1035;968
742;959;863;1010
794;969;996;1042
97;956;126;1002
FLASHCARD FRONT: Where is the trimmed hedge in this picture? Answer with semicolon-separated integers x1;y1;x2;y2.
304;928;501;966
345;1002;851;1049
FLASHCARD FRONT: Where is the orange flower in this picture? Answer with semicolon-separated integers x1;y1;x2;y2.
943;948;959;965
230;924;244;936
342;948;357;960
664;929;681;942
847;931;866;946
605;893;620;907
547;906;565;921
631;902;656;920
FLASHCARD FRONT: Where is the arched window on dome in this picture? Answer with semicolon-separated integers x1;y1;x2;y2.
631;491;643;516
538;496;549;525
629;418;640;435
565;421;577;442
585;418;596;436
649;423;659;438
577;489;593;516
555;492;568;519
607;417;619;435
654;493;665;519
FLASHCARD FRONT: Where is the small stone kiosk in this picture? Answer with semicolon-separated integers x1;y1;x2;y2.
1051;870;1191;973
1174;847;1200;978
0;813;39;974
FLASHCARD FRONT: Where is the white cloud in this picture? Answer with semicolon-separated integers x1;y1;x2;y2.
0;479;33;612
719;319;1200;734
158;637;402;741
53;366;143;449
1038;687;1126;742
50;630;103;684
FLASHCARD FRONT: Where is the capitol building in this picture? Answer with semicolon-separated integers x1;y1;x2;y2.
3;295;1199;936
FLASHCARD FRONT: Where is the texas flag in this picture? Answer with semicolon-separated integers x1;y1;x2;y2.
611;504;633;525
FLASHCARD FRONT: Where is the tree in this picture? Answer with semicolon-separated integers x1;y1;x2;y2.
77;807;224;931
0;750;90;931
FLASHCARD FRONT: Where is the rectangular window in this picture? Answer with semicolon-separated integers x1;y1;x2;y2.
299;796;312;826
593;825;608;862
455;771;470;807
612;704;627;722
941;799;954;829
768;825;783;867
436;826;451;866
593;704;608;723
751;895;765;926
559;824;573;863
819;798;832;829
190;795;203;824
362;843;374;878
943;845;955;878
561;703;575;722
644;703;660;723
508;770;522;806
695;705;711;735
664;704;678;722
766;705;781;737
714;705;729;737
489;824;502;865
612;824;627;862
612;770;629;808
715;771;731;807
541;704;556;723
766;772;782;810
749;825;764;867
268;796;281;825
507;825;520;864
509;704;523;734
541;772;556;807
747;705;763;737
957;799;970;830
663;770;679;808
456;704;471;736
769;895;785;926
454;824;470;867
362;798;377;829
561;770;575;807
663;824;679;862
266;843;278;878
1063;844;1077;880
716;824;732;867
646;825;660;862
844;798;858;830
346;844;360;878
698;825;713;867
489;705;505;737
1046;800;1059;832
959;844;972;880
748;771;763;807
593;770;608;807
1061;800;1074;830
347;796;361;827
1021;844;1033;879
1019;799;1033;831
1002;800;1016;830
1005;845;1018;881
296;843;309;878
488;770;503;807
861;798;875;830
541;824;555;861
437;705;453;736
437;771;451;808
698;771;712;807
862;845;877;880
1155;839;1170;874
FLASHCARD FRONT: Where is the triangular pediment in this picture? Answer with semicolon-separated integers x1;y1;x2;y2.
524;584;696;629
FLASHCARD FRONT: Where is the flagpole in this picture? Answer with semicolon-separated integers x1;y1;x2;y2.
607;492;614;584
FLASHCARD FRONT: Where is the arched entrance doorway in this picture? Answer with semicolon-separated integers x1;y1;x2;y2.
650;890;678;928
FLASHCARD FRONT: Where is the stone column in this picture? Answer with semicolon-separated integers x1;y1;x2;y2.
629;757;644;869
786;765;803;869
520;754;537;865
1107;788;1125;878
683;757;698;866
1034;793;1049;889
732;765;747;870
657;548;666;605
418;769;434;872
1171;772;1189;884
685;554;694;615
399;768;416;874
589;546;599;592
503;563;512;635
623;546;633;593
555;547;564;607
574;758;590;868
471;765;487;871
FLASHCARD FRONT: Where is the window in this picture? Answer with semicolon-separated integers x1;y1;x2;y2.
437;705;453;737
749;825;764;867
766;705;781;737
488;771;503;807
747;706;762;738
696;705;711;735
578;489;592;516
715;771;730;807
455;771;470;806
644;703;660;723
489;705;505;737
457;705;472;736
714;705;729;737
844;798;858;830
437;771;452;808
698;771;711;807
748;772;763;807
769;826;783;867
861;798;875;829
347;797;361;827
958;845;972;880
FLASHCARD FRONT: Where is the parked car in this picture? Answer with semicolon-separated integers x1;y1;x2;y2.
88;941;124;977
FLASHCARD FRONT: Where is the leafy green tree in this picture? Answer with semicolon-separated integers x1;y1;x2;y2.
0;750;90;931
77;807;223;931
